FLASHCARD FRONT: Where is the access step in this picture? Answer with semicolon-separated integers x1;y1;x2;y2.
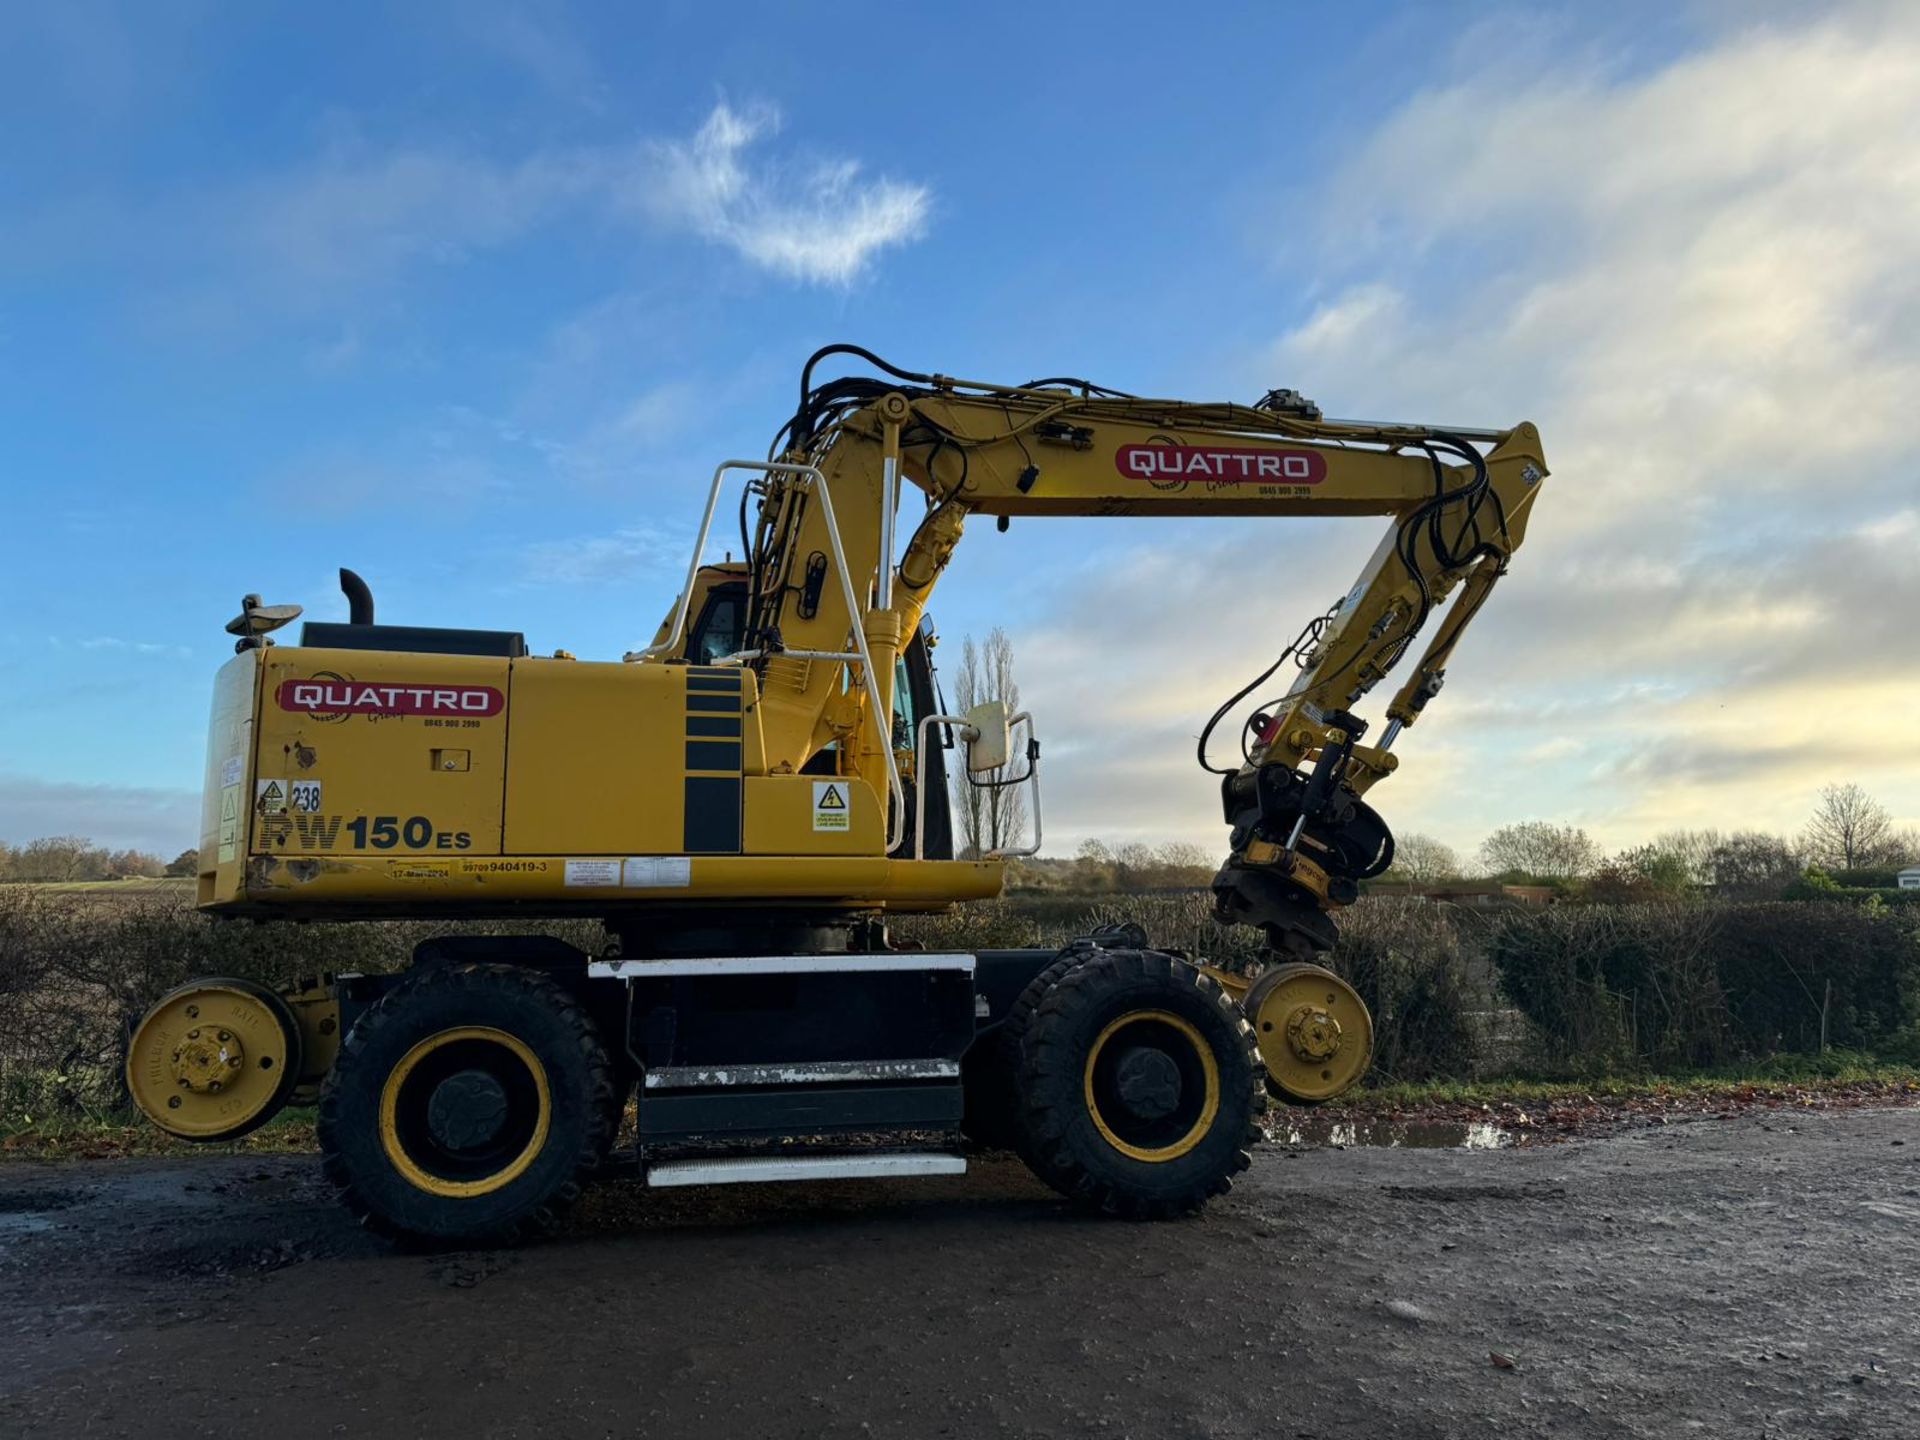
644;1151;968;1188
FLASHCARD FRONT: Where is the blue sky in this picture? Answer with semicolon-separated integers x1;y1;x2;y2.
3;1;1916;861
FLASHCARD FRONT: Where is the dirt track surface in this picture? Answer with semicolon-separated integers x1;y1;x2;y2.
3;1108;1917;1440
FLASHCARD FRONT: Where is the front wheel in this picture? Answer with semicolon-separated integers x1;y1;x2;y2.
1016;950;1260;1219
318;963;614;1244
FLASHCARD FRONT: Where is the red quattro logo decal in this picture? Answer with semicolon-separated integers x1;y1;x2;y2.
276;680;505;717
1117;444;1328;486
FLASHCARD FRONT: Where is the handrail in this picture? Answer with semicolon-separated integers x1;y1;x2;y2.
992;711;1043;859
623;458;909;854
914;714;972;859
797;463;908;855
913;710;1042;860
622;459;807;664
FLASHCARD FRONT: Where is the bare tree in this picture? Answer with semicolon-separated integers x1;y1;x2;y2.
1649;829;1724;886
1477;822;1599;881
1706;831;1803;898
1387;832;1461;884
950;628;1026;856
1802;783;1894;870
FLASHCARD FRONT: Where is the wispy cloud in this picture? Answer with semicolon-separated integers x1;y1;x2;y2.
64;636;193;659
64;100;932;315
642;101;930;285
517;523;686;586
1017;5;1920;854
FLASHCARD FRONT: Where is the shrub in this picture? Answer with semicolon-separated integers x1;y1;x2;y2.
1072;893;1480;1083
1487;900;1920;1068
0;886;602;1125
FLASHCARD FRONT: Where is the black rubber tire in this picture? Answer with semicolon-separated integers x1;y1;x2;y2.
317;963;614;1245
1015;949;1261;1220
960;953;1083;1151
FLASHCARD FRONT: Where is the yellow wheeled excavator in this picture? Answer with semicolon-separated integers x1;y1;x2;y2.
126;346;1547;1241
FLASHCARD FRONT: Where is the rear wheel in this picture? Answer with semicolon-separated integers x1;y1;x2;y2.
318;963;613;1244
1015;950;1260;1219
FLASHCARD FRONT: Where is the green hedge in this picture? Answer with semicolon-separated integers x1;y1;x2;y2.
1831;868;1917;890
1487;901;1920;1068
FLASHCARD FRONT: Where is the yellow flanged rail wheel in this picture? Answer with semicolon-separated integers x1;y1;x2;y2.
1245;962;1373;1104
125;977;303;1141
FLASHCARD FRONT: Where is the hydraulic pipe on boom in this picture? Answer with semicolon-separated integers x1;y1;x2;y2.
733;346;1547;963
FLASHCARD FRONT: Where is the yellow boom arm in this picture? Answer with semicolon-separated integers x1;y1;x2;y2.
672;349;1548;959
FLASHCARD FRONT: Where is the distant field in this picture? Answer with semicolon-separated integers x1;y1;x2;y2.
0;876;193;895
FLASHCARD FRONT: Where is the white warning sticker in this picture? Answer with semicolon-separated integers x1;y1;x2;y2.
564;859;622;887
220;755;244;788
256;779;287;815
217;783;240;862
812;779;850;832
624;856;692;888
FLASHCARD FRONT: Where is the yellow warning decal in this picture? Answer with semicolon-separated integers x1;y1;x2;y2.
812;780;850;832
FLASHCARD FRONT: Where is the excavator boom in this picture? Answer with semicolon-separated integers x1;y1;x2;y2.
715;348;1548;958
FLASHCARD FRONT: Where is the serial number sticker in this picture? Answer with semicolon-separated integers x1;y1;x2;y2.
564;859;622;887
459;859;550;876
256;779;287;816
290;780;322;813
624;856;691;888
812;780;850;832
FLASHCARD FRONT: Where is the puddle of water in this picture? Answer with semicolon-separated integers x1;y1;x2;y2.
0;1212;55;1238
1262;1114;1514;1149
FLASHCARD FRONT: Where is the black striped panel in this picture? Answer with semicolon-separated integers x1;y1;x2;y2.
685;740;742;772
683;776;742;853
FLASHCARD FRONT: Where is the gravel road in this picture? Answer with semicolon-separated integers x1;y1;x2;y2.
2;1107;1916;1439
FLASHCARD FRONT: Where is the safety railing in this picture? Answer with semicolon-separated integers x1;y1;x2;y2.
626;459;907;855
913;711;1042;861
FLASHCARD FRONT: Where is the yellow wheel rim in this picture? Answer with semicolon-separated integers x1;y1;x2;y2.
126;981;298;1141
1248;964;1374;1103
379;1027;551;1198
1082;1010;1221;1163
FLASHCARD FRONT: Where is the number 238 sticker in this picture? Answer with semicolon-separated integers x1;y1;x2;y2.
289;781;322;814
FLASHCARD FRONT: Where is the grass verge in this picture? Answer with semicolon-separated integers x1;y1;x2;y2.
1341;1051;1920;1111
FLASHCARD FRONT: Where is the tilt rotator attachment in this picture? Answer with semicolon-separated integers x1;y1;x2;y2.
1210;709;1395;964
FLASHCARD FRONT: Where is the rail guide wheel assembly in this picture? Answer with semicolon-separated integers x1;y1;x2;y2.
125;977;306;1141
1243;962;1374;1104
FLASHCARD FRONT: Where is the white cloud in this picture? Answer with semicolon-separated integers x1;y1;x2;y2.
642;102;930;285
34;100;932;319
1011;5;1920;858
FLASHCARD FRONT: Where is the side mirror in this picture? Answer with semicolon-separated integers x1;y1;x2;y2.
964;701;1012;773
